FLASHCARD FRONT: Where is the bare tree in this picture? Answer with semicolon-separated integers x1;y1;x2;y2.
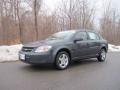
15;0;23;43
57;0;95;30
33;0;42;40
0;0;95;45
57;0;79;30
100;1;120;44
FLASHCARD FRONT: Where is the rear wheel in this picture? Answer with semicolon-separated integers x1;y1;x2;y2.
55;51;70;70
97;49;106;62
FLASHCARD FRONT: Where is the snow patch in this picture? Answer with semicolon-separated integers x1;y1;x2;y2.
0;44;23;62
108;44;120;52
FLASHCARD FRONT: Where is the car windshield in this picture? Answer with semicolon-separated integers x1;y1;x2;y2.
46;31;76;40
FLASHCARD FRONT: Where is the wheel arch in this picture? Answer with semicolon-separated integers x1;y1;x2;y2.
101;46;107;52
53;48;72;61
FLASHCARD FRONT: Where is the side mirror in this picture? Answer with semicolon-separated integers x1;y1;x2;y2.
74;38;83;43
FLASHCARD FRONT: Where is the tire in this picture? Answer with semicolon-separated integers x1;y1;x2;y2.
55;51;70;70
97;48;106;62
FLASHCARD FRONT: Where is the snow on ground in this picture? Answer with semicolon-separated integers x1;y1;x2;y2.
108;44;120;52
0;44;23;62
0;44;120;62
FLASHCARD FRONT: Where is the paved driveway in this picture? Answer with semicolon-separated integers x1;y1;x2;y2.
0;52;120;90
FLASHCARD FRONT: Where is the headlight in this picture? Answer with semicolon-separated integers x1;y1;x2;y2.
35;45;52;53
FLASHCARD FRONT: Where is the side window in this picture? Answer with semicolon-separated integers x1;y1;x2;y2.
88;32;100;40
74;32;87;41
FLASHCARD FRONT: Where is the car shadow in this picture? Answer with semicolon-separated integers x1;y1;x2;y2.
69;58;99;68
20;58;100;72
20;64;56;72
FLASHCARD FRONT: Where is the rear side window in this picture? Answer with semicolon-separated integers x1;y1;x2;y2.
88;32;100;40
74;32;87;40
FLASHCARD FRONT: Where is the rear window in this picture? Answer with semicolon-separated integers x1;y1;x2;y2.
88;32;100;40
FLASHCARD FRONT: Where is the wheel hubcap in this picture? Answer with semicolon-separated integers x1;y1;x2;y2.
101;50;106;60
58;54;69;68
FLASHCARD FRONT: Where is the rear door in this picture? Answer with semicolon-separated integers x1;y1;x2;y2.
87;32;101;56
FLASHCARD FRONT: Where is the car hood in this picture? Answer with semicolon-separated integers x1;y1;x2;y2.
23;39;64;48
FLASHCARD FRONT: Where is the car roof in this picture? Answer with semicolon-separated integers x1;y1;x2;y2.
66;29;98;33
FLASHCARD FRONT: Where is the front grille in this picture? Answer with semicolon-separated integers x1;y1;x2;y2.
22;47;34;52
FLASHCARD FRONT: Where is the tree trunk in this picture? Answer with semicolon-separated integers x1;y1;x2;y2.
34;0;39;40
16;0;23;43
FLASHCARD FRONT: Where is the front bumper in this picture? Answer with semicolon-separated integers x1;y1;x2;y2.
19;51;54;64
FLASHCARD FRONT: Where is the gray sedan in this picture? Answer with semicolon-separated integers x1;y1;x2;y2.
19;30;108;70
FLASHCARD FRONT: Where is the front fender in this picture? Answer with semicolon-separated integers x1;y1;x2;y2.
52;45;72;61
101;43;108;52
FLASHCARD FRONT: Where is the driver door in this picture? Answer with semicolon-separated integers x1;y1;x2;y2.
73;31;89;59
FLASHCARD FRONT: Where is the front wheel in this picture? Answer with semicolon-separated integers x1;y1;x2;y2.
97;49;106;62
55;51;70;70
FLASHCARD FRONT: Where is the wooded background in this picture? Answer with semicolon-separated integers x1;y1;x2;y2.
0;0;120;45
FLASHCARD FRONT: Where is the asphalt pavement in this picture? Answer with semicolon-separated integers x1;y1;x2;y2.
0;52;120;90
